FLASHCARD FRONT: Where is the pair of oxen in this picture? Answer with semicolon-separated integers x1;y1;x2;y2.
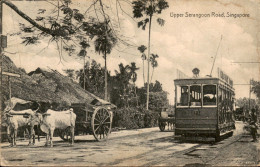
4;102;76;147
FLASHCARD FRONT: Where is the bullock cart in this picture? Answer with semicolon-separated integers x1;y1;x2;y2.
158;107;175;132
58;103;113;141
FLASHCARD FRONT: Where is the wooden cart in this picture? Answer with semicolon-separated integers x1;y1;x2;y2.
158;107;175;132
59;103;113;141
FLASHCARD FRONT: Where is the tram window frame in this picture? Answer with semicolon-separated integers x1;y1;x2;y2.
176;85;189;107
227;90;231;109
189;85;202;107
202;84;217;107
218;86;222;103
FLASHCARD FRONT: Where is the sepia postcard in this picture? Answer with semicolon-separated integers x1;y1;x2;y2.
0;0;260;166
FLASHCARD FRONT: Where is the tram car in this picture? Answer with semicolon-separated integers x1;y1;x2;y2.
174;69;235;141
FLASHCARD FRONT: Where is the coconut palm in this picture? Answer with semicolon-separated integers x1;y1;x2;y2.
115;63;131;107
115;63;131;90
150;53;159;83
128;62;140;105
132;0;169;109
138;45;147;86
128;62;139;85
93;21;117;100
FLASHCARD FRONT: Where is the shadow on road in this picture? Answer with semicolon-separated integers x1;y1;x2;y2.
55;139;97;143
147;135;216;145
147;133;235;146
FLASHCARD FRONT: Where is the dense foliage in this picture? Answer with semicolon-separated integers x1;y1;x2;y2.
236;97;258;110
113;107;159;129
64;60;169;129
251;80;260;102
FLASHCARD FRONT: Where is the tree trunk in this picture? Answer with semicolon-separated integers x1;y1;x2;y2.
146;14;152;110
134;82;139;106
104;51;108;101
99;0;109;101
150;67;154;83
143;59;145;86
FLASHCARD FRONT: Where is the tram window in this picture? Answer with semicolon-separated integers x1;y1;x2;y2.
222;89;225;101
176;86;188;106
218;87;222;102
190;85;201;106
203;85;217;106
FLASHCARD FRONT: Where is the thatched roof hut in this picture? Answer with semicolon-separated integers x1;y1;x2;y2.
1;55;114;110
2;56;60;104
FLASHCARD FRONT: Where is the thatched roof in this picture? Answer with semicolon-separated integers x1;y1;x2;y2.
2;56;60;104
1;55;114;109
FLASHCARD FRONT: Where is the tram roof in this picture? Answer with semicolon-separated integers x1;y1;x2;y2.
174;77;234;90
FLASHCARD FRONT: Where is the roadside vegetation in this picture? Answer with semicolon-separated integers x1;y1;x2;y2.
3;0;171;129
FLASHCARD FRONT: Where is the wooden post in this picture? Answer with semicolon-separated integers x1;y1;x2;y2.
2;72;21;103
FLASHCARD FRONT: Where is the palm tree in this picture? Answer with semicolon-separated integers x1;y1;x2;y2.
138;45;147;86
94;21;117;101
128;62;139;85
115;63;131;107
128;62;140;105
150;54;159;83
115;63;130;91
132;0;169;110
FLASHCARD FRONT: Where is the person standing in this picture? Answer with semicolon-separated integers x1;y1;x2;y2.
249;108;258;142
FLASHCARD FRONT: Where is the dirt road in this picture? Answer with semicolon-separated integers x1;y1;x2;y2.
1;121;259;166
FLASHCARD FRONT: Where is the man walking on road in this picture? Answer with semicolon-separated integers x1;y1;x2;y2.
249;108;258;142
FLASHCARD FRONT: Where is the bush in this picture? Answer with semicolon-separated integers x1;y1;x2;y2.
113;107;159;129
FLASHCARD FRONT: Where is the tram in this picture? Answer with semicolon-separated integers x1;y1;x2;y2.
174;69;235;141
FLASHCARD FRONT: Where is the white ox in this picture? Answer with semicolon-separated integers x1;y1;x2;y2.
5;109;41;147
40;108;76;147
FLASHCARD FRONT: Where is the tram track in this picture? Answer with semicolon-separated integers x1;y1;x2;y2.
105;130;244;166
101;131;204;166
142;143;203;166
202;133;245;164
103;141;200;166
146;132;245;166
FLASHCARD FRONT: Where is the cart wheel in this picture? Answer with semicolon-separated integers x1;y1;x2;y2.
159;121;166;131
91;107;112;141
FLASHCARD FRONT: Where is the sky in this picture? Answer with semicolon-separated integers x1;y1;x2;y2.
2;0;260;104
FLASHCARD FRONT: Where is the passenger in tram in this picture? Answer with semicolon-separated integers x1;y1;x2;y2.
181;87;189;106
